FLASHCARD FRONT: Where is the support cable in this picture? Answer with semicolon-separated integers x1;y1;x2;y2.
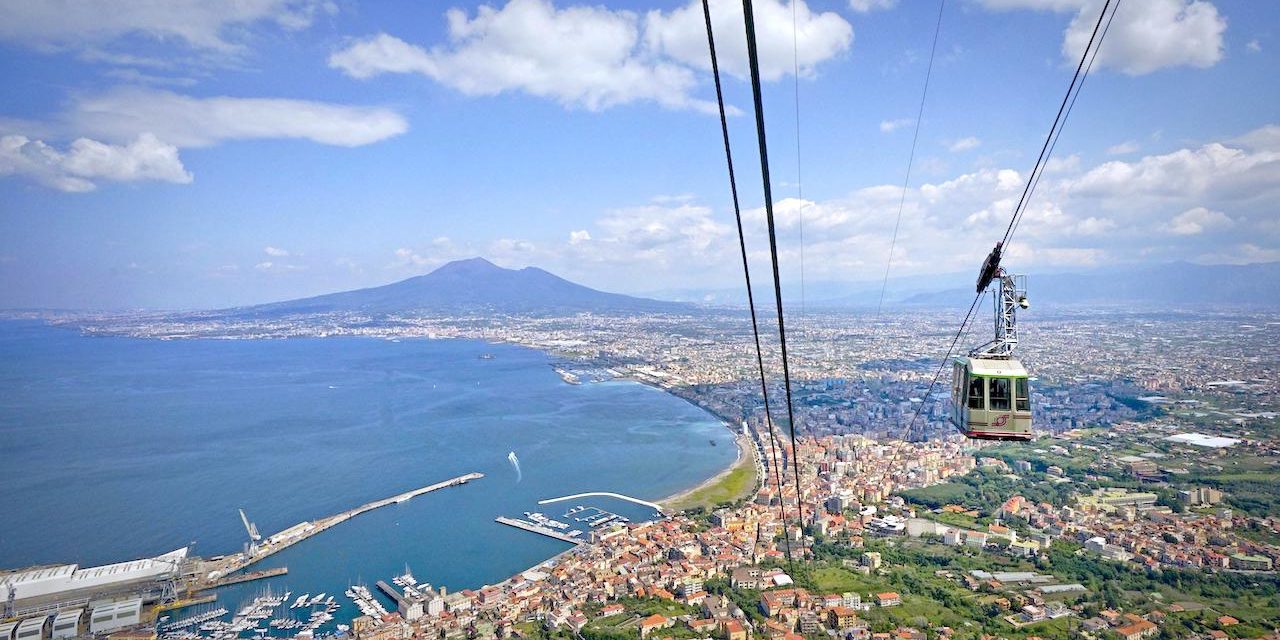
1009;0;1119;244
1000;0;1115;248
700;0;794;569
900;0;1117;440
742;0;806;554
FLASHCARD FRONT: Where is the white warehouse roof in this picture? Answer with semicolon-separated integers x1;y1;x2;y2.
0;548;186;602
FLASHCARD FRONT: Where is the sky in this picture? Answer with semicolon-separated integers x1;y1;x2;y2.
0;0;1276;309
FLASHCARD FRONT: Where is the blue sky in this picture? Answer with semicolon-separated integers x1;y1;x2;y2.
0;0;1276;309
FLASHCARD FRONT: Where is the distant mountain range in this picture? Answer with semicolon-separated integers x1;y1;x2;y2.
225;258;1280;318
234;257;688;315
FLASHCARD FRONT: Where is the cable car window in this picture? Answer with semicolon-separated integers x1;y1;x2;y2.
990;377;1011;410
1015;378;1029;411
967;376;985;410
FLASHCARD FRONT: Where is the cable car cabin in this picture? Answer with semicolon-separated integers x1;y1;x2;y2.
950;356;1032;441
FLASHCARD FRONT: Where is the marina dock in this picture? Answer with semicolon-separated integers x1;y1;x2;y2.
495;516;585;545
375;581;408;609
200;472;484;587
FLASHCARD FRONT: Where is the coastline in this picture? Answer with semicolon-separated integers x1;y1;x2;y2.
656;432;757;510
16;327;756;616
546;365;761;511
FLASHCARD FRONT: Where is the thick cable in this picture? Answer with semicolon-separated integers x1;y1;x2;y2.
1000;0;1113;248
700;0;794;568
1009;0;1119;243
742;0;806;553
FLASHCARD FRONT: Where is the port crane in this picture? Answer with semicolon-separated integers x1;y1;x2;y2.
239;508;262;553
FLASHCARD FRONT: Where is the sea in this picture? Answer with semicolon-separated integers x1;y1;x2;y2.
0;320;737;625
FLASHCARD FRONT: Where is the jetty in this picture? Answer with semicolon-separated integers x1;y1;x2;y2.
537;491;661;511
200;472;484;587
207;567;287;588
495;516;585;545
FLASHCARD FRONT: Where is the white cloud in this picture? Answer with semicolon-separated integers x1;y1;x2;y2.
562;203;732;275
880;118;912;133
1197;243;1280;265
492;238;537;255
330;0;851;113
533;125;1278;290
569;230;591;245
1044;154;1080;173
394;247;431;266
948;136;981;152
644;0;853;82
1232;124;1280;151
330;1;713;113
981;0;1226;75
1067;135;1280;205
1247;39;1261;53
1106;140;1140;155
254;261;273;271
0;0;335;54
103;68;198;87
0;132;191;192
264;246;290;257
979;0;1088;10
849;0;897;12
1064;0;1225;75
70;87;407;148
1167;206;1233;235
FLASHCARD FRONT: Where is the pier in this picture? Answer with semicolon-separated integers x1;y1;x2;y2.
495;517;584;545
207;567;287;589
200;472;484;587
375;581;408;610
537;491;662;511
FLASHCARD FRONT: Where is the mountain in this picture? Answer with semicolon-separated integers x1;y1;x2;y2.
236;258;690;315
899;261;1280;308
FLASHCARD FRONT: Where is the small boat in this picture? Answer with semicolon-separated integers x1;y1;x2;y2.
710;439;717;446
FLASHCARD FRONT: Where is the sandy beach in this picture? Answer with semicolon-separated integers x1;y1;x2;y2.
657;431;759;509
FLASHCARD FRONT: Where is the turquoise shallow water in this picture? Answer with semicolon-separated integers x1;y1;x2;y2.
0;320;735;622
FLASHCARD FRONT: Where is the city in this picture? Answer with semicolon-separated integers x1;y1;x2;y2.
14;303;1274;640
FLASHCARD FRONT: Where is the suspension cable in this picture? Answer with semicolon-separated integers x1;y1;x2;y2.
1000;0;1116;249
877;0;946;316
898;289;985;441
791;0;806;316
1009;0;1120;244
700;0;794;568
742;0;806;554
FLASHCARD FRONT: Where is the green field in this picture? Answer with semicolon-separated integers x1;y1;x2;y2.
811;566;890;594
664;455;757;512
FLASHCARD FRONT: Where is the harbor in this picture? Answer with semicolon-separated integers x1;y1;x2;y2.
494;516;584;545
494;500;637;546
1;473;485;639
198;472;485;588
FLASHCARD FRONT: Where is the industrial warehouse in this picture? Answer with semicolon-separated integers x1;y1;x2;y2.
0;548;188;640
